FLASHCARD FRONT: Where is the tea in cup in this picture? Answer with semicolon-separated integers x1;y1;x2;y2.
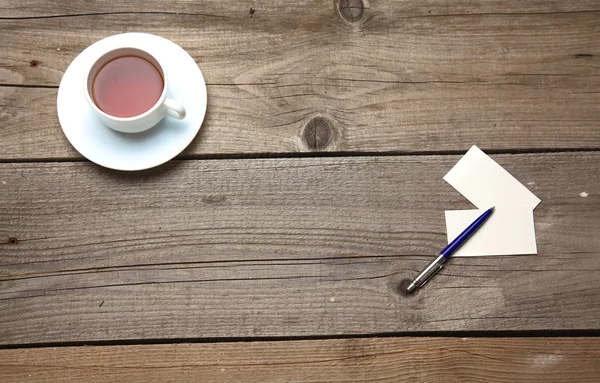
85;47;185;133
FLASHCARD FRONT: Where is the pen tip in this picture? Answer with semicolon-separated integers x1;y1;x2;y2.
490;206;495;211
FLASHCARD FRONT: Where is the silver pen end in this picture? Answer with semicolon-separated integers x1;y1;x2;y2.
406;282;417;293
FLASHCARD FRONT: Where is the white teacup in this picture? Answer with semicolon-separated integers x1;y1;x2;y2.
84;47;186;133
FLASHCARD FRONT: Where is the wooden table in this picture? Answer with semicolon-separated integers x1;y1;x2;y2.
1;1;599;381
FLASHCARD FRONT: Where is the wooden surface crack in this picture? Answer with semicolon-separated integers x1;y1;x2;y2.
0;83;58;89
0;11;228;20
399;9;600;19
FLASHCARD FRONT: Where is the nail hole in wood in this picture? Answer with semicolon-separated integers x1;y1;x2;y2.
302;117;333;151
338;0;364;23
8;237;18;245
30;60;39;68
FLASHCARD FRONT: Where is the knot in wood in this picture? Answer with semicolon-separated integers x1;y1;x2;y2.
395;279;416;298
302;117;333;151
338;0;364;23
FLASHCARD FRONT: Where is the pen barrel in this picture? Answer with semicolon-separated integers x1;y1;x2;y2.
409;208;494;293
412;253;447;289
440;208;494;258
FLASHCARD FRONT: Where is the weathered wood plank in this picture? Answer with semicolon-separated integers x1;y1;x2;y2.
1;0;599;18
1;337;600;383
1;2;599;159
2;79;599;160
1;153;599;344
4;10;599;87
0;87;79;160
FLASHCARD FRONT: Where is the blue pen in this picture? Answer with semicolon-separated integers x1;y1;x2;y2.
407;207;495;293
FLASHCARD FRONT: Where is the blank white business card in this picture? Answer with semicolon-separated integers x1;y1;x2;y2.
445;207;537;256
443;146;541;210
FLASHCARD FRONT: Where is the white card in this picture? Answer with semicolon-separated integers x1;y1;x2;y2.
445;207;537;256
443;146;541;210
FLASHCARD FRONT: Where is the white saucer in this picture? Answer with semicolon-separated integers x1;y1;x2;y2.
57;33;207;171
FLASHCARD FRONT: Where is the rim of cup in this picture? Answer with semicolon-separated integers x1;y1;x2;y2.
84;47;168;122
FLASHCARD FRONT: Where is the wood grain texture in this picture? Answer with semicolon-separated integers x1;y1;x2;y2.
2;0;599;18
1;337;600;382
1;1;599;159
1;153;599;345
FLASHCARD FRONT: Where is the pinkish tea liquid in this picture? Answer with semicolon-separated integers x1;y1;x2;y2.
92;56;163;118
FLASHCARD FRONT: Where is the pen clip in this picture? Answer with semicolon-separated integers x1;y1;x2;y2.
419;263;444;288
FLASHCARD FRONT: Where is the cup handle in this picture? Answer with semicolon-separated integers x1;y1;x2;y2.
163;98;186;120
